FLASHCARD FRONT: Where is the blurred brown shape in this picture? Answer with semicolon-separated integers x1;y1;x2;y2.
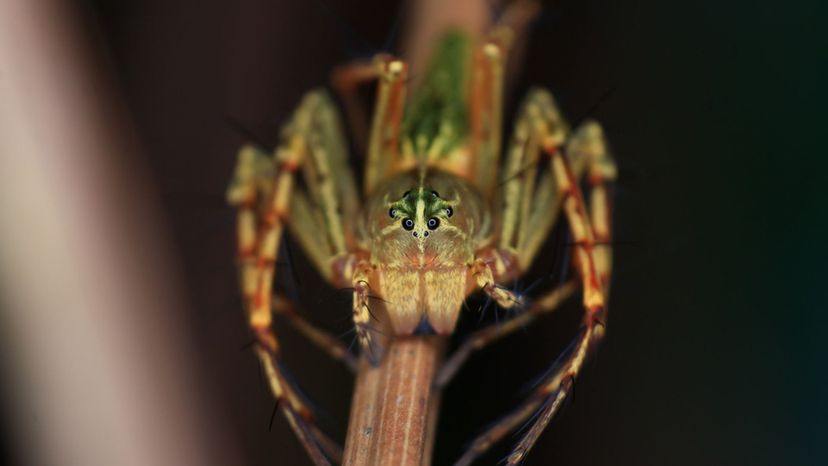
0;1;240;465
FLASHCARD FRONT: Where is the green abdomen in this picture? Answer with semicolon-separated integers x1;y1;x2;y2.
402;30;472;155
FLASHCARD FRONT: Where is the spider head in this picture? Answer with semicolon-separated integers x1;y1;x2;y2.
362;170;486;270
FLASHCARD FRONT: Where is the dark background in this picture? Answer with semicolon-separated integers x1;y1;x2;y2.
19;0;819;464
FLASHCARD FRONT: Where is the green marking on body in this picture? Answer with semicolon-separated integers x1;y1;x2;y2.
390;188;454;223
402;30;472;156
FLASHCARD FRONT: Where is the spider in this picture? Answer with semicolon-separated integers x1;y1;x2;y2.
226;5;616;465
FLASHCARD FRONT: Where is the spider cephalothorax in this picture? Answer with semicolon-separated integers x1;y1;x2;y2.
356;169;490;334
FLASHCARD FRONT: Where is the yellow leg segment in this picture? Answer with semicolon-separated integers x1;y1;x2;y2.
472;0;542;197
352;259;379;364
568;120;618;293
229;91;359;466
471;257;523;310
498;88;570;265
470;33;507;196
364;56;408;194
330;58;380;157
299;91;359;254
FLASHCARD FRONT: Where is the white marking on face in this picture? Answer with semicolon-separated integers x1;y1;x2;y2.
416;196;426;228
415;191;426;259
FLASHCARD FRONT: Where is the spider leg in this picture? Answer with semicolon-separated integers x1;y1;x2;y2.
227;144;271;315
470;1;542;197
442;116;612;390
364;55;408;194
331;58;378;157
469;31;507;194
454;89;616;465
494;0;542;43
279;90;368;372
498;86;573;267
499;88;607;322
445;85;571;391
471;257;524;310
228;91;359;465
435;280;576;388
277;83;390;369
229;142;331;465
287;189;337;278
569;120;617;294
352;259;382;365
286;90;359;276
453;327;589;466
335;54;410;364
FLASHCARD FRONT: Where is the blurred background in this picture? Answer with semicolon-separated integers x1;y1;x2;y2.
0;0;824;465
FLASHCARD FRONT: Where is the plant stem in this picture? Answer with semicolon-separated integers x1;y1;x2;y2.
343;336;446;466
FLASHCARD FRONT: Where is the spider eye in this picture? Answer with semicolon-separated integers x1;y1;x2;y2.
445;207;453;217
389;208;397;218
402;218;415;230
427;218;440;230
431;190;440;198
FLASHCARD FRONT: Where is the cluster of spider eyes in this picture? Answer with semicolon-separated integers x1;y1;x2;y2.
388;190;453;236
388;208;452;232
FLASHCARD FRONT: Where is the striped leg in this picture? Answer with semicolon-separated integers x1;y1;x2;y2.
455;89;615;466
500;90;609;312
364;55;408;194
501;119;617;464
470;256;524;310
266;86;385;364
441;118;613;390
228;142;333;465
498;88;572;268
227;144;272;318
454;325;596;466
469;31;507;195
227;91;356;465
331;58;381;158
277;89;362;371
471;0;542;197
351;259;380;364
442;89;572;393
286;90;359;279
569;121;617;293
339;55;409;364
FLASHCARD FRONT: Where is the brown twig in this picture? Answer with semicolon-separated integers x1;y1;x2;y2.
343;336;446;466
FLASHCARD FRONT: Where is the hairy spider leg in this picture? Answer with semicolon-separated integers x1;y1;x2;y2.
468;31;506;194
228;91;364;465
331;58;380;157
228;141;333;465
438;121;617;393
364;56;408;194
454;89;616;466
